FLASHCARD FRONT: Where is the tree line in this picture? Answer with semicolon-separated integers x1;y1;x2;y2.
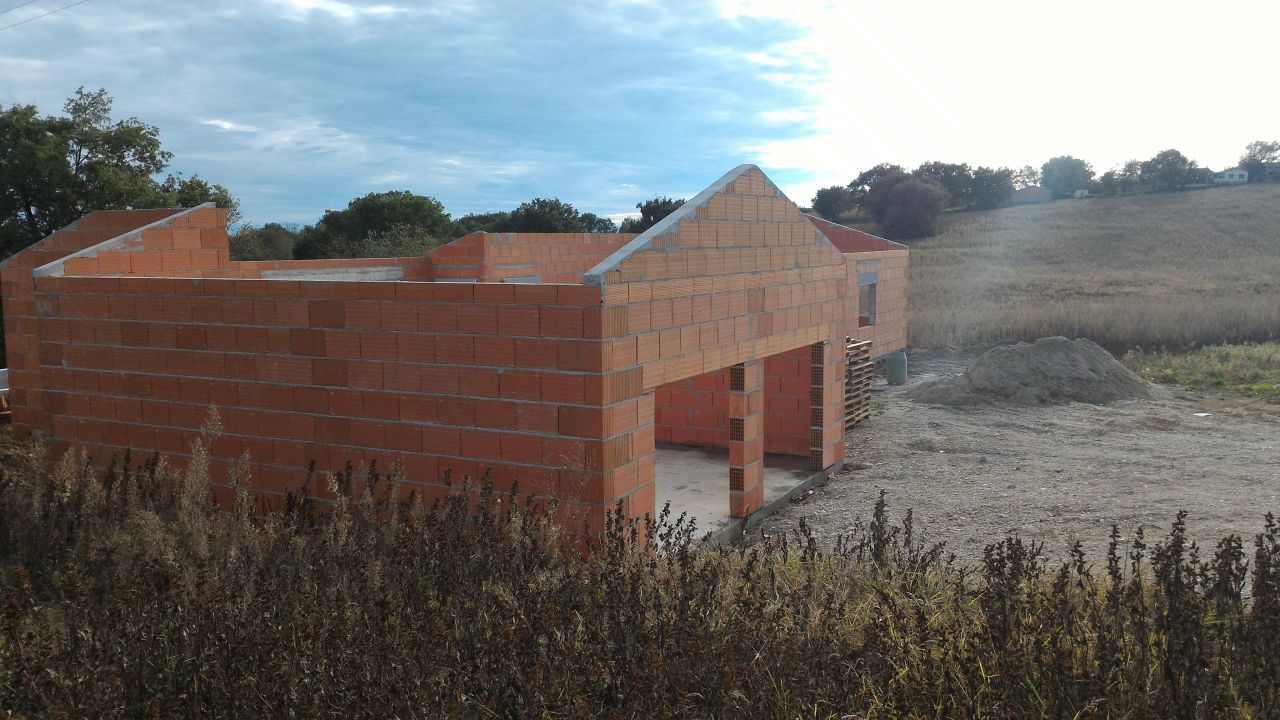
0;88;685;264
236;194;686;262
810;141;1280;240
6;88;1277;257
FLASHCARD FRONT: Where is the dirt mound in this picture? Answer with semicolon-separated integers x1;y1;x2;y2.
906;337;1153;406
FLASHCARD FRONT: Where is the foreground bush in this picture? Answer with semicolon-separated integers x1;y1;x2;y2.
1;429;1279;717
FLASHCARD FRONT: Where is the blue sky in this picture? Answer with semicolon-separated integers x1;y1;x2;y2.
2;0;1276;226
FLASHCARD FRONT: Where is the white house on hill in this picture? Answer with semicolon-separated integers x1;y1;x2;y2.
1215;168;1249;184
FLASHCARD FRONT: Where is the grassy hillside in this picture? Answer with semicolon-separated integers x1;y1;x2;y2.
903;184;1280;351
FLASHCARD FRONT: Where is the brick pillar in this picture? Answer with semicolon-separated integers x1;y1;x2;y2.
809;340;846;470
1;267;44;435
563;368;656;536
728;359;764;517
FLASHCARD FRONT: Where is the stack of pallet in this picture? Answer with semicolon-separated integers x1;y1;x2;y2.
844;339;873;431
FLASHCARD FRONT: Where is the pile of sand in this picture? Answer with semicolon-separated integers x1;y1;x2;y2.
905;337;1153;407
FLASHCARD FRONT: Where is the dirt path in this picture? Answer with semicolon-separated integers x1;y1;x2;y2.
761;349;1280;567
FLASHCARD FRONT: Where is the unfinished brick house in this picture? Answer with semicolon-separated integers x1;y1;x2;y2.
1;165;906;532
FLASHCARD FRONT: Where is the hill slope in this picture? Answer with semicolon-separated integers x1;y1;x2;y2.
904;184;1280;351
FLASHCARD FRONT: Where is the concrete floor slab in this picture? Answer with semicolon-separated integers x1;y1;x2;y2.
653;443;817;541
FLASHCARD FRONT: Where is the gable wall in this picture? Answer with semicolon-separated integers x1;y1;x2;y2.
590;167;852;517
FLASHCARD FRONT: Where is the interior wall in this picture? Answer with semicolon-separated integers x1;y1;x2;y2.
652;345;812;457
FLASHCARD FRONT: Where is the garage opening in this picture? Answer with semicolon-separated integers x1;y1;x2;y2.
650;346;823;537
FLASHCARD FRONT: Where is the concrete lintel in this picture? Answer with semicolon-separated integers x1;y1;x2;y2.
260;266;406;281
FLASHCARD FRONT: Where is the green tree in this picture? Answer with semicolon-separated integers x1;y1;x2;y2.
505;198;585;233
579;212;618;233
863;169;948;239
620;196;684;234
229;222;299;261
0;88;238;257
357;223;444;257
848;163;904;208
151;174;240;224
1;89;155;253
1040;156;1094;199
451;211;511;238
877;178;949;240
810;186;857;221
913;162;973;208
1140;149;1197;192
1119;160;1143;194
1012;165;1041;190
1094;169;1121;196
968;166;1014;209
293;190;451;259
1239;140;1279;182
861;166;912;225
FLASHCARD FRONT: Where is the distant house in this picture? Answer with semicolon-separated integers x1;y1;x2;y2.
1215;168;1249;184
1010;186;1052;205
1265;162;1280;181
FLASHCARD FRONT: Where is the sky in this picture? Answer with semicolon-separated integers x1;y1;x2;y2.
2;0;1276;226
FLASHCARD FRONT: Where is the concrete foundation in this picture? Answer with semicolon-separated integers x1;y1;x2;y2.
654;443;820;543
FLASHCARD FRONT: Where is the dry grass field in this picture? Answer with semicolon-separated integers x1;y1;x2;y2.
902;184;1280;352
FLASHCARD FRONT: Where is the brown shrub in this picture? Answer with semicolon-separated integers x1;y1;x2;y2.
1;429;1279;718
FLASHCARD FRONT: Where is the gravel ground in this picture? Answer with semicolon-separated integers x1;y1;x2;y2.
761;348;1280;567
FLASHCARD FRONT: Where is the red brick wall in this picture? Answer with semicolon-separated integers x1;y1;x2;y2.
5;164;861;530
845;249;909;357
25;275;635;529
653;346;812;457
2;208;192;430
590;166;851;517
56;206;231;277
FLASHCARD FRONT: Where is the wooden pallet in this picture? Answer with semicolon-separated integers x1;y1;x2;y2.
844;339;873;431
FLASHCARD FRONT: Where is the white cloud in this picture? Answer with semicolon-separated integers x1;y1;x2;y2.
722;0;1280;204
200;118;260;133
759;109;810;125
745;52;789;67
369;171;409;184
268;0;402;22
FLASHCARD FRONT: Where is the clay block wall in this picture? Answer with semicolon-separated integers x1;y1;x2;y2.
590;166;851;516
846;249;909;357
6;164;859;530
54;206;231;277
0;209;184;274
652;345;812;457
2;208;189;429
24;275;648;529
425;232;636;283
